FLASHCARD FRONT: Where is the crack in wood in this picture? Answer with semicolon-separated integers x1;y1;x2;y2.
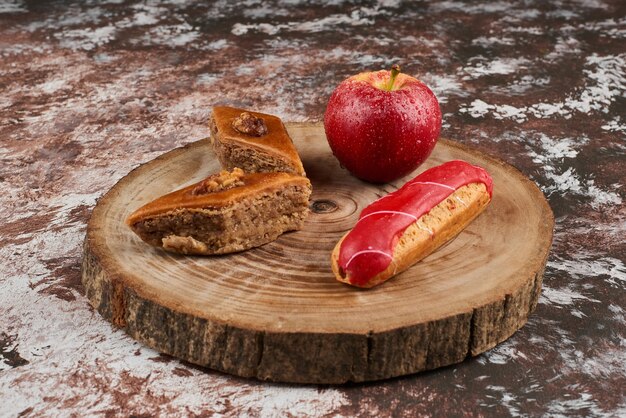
255;332;265;375
112;281;126;327
467;308;477;360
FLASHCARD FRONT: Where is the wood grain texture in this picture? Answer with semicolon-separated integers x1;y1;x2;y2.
81;123;554;384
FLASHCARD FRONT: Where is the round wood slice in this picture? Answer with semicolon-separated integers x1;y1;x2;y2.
81;123;554;384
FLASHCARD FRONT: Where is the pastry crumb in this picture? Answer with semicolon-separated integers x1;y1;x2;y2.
162;235;209;254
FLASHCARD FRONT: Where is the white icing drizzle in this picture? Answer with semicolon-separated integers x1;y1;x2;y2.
344;249;394;270
358;210;418;223
407;181;456;191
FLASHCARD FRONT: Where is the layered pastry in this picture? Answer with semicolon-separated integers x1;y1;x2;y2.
209;106;306;176
127;168;312;255
331;160;493;288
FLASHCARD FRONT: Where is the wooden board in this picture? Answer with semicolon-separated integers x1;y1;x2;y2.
81;123;554;384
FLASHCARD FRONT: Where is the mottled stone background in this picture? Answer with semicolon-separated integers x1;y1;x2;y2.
1;0;624;416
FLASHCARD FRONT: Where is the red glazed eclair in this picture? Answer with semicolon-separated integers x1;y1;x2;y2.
331;160;493;288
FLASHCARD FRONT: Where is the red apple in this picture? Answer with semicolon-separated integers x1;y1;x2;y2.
324;65;442;183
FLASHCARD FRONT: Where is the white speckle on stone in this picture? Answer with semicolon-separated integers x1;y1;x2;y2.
132;11;160;26
0;96;12;111
492;104;526;121
232;7;383;35
526;134;584;168
165;92;211;122
462;57;530;78
570;0;609;9
546;393;615;417
608;304;625;324
461;99;493;118
0;0;26;13
540;285;600;306
56;25;117;51
471;36;516;47
601;116;626;133
503;26;544;35
147;23;201;47
460;100;527;122
239;387;348;418
235;65;255;76
233;22;275;36
118;4;168;28
564;53;626;113
22;6;106;33
430;1;511;14
243;5;290;19
548;255;626;286
547;9;580;19
0;43;51;57
477;339;529;368
206;39;228;50
482;386;521;416
323;47;386;66
527;102;570;118
460;54;625;122
420;73;467;104
514;8;542;19
48;193;100;227
583;17;626;34
543;167;622;209
376;0;402;7
197;74;220;85
37;78;69;95
545;37;582;60
93;53;115;63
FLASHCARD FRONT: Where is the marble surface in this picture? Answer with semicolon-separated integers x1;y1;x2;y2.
1;0;625;416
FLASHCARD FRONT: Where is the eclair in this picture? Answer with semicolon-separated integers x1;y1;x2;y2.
331;160;493;288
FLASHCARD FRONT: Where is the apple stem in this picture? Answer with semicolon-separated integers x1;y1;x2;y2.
387;64;401;91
